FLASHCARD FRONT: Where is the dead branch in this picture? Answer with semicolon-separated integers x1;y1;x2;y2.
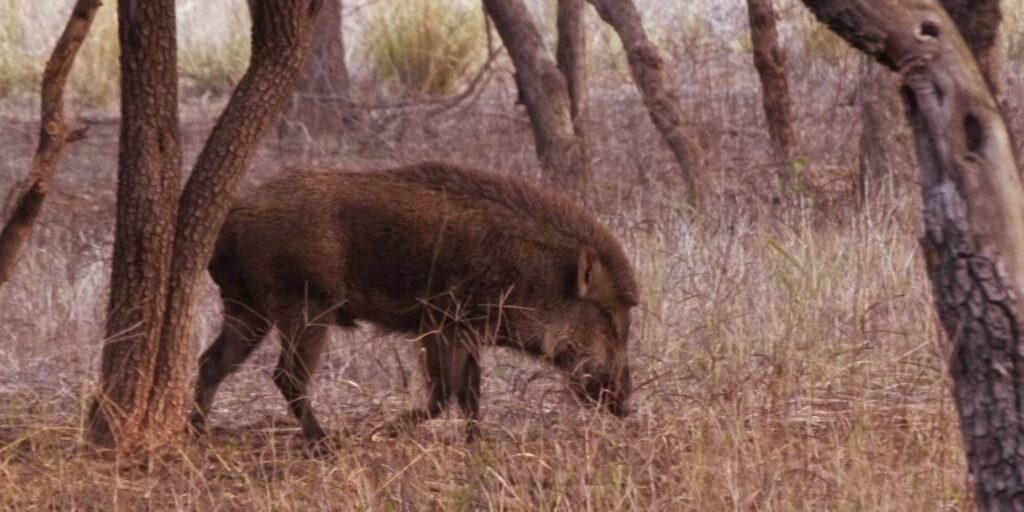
0;0;101;289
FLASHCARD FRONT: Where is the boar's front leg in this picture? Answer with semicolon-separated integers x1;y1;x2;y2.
379;331;482;442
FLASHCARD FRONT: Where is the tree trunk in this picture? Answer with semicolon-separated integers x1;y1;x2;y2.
482;0;589;194
586;0;706;205
87;0;184;449
745;0;797;184
856;55;903;204
801;0;1024;508
937;0;1004;96
88;0;321;453
279;0;351;149
557;0;587;143
0;0;99;291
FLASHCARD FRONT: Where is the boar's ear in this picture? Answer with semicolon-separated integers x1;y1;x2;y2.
577;246;611;300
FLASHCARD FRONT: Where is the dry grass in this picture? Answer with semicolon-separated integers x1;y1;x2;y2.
1;0;1010;510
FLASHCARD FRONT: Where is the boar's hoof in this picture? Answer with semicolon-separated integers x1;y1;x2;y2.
304;435;342;458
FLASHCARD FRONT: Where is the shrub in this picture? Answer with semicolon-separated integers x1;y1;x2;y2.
366;0;484;97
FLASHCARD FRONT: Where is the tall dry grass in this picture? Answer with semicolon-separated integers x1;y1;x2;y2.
2;0;1013;509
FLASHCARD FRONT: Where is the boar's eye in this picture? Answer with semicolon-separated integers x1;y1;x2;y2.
599;307;614;322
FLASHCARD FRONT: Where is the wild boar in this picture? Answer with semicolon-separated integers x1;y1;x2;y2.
188;162;639;445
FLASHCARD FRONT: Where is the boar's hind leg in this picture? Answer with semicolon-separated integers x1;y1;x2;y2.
273;310;330;442
190;301;271;432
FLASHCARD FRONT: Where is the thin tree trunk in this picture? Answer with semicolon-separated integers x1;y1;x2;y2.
88;0;321;452
557;0;587;144
279;0;351;148
856;55;903;204
0;0;99;290
801;1;1024;508
586;0;706;205
88;0;184;449
482;0;589;194
745;0;796;184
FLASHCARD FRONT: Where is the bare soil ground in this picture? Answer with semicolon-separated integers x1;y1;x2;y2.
0;52;985;509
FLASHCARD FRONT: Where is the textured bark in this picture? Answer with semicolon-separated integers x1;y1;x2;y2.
856;55;903;204
279;0;351;145
88;0;321;452
802;0;1024;508
483;0;589;194
586;0;706;205
88;0;184;448
0;0;98;290
745;0;796;183
557;0;587;142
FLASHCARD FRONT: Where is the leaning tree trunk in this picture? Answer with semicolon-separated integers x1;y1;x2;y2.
745;0;797;185
0;0;100;291
557;0;588;148
586;0;706;205
279;0;351;149
482;0;589;195
801;0;1024;508
937;0;1004;97
88;0;321;453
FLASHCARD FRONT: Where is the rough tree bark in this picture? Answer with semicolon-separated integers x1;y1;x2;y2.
557;0;588;147
482;0;589;194
745;0;797;184
0;0;99;290
586;0;706;205
856;55;903;204
801;0;1024;508
87;0;184;449
88;0;321;452
279;0;351;148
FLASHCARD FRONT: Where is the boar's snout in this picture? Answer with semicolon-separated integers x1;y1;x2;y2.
575;365;632;417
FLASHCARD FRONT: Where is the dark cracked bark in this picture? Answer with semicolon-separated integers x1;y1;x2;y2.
801;0;1024;508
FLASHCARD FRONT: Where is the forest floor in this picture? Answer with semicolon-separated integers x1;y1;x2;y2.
0;52;986;509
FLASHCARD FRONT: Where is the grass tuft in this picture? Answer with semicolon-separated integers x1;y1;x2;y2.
365;0;484;97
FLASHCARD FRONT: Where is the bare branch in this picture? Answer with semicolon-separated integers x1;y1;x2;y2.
0;0;101;290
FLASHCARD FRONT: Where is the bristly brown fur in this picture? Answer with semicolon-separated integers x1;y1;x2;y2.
192;161;638;444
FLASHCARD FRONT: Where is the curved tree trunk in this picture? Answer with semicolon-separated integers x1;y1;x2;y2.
585;0;706;205
279;0;351;150
88;0;321;453
801;0;1024;508
745;0;797;185
0;0;99;291
483;0;589;195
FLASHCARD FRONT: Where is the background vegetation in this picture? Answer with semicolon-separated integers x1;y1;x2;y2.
3;0;1017;508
